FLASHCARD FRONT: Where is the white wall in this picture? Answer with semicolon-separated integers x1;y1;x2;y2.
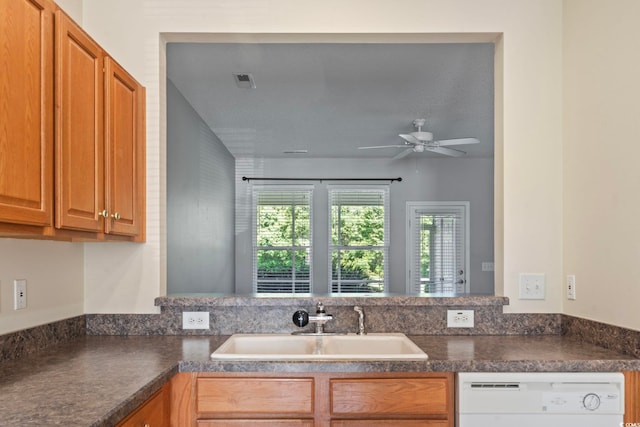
0;240;83;334
235;157;494;295
563;0;640;330
79;0;563;314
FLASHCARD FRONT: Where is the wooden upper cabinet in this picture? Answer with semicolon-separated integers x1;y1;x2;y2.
0;0;54;227
0;1;145;241
54;11;145;240
55;10;104;233
104;57;145;238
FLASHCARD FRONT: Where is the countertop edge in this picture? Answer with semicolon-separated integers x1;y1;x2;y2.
155;295;509;307
94;364;179;427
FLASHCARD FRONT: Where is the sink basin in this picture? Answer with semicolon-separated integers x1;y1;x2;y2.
210;333;428;360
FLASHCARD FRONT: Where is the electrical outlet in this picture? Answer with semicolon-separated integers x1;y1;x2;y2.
519;273;545;300
447;309;474;328
182;311;210;330
567;275;576;300
14;279;27;310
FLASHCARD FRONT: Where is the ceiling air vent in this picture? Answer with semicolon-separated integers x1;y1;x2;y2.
233;72;256;89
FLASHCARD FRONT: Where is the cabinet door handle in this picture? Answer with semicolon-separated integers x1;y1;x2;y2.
98;210;109;218
111;212;121;220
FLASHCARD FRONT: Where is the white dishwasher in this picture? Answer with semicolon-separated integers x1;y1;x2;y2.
457;372;624;427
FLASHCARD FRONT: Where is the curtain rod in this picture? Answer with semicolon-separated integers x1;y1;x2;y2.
242;176;402;183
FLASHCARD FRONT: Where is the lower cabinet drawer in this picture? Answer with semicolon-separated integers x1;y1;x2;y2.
331;421;448;427
330;378;449;415
198;420;314;426
197;377;314;415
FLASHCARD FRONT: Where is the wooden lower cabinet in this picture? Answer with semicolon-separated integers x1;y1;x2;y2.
174;372;454;427
117;383;169;427
171;370;640;426
331;421;448;427
197;421;314;426
624;371;640;424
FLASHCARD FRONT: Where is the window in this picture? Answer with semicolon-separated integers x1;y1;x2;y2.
253;187;312;293
407;202;469;294
329;186;389;293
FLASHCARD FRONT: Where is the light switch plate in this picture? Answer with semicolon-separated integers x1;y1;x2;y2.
481;262;494;272
519;273;545;300
14;279;27;310
566;274;576;300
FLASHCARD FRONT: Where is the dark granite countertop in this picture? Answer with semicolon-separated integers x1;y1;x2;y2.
0;334;638;426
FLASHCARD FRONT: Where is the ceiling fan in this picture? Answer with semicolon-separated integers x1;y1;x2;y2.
358;119;480;159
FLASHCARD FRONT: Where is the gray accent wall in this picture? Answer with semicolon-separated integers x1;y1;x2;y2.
235;157;493;295
167;79;235;293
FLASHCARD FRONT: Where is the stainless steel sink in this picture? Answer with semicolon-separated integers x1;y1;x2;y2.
210;333;428;360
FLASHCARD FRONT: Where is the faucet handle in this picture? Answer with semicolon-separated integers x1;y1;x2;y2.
316;302;326;314
292;309;309;327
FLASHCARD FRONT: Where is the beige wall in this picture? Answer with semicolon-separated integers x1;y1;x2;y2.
0;240;83;334
55;0;82;22
0;0;85;334
79;0;564;314
7;1;639;332
563;0;640;329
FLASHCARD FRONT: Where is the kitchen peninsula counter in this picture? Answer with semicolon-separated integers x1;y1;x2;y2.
0;334;638;426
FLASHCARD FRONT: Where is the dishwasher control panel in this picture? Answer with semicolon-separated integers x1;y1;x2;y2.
542;389;621;413
458;372;624;415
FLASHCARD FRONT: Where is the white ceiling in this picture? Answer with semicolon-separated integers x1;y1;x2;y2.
166;42;494;159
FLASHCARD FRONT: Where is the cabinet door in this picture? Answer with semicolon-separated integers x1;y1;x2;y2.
0;0;54;226
116;385;169;427
54;10;104;232
104;57;145;237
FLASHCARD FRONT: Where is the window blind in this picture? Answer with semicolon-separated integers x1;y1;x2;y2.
329;186;389;294
253;187;313;293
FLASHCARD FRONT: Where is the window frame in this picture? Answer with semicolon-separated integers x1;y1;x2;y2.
328;185;390;294
406;201;470;294
252;185;314;294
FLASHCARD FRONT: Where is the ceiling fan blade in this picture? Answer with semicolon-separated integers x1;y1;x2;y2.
392;148;414;160
399;133;421;145
427;146;466;157
358;145;408;150
436;137;479;146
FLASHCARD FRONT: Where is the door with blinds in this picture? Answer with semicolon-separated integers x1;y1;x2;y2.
406;202;469;294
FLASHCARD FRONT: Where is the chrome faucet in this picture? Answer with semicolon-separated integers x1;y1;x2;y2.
354;306;366;335
292;302;334;334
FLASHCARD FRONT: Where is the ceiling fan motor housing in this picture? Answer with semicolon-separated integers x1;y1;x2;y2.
412;131;433;142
